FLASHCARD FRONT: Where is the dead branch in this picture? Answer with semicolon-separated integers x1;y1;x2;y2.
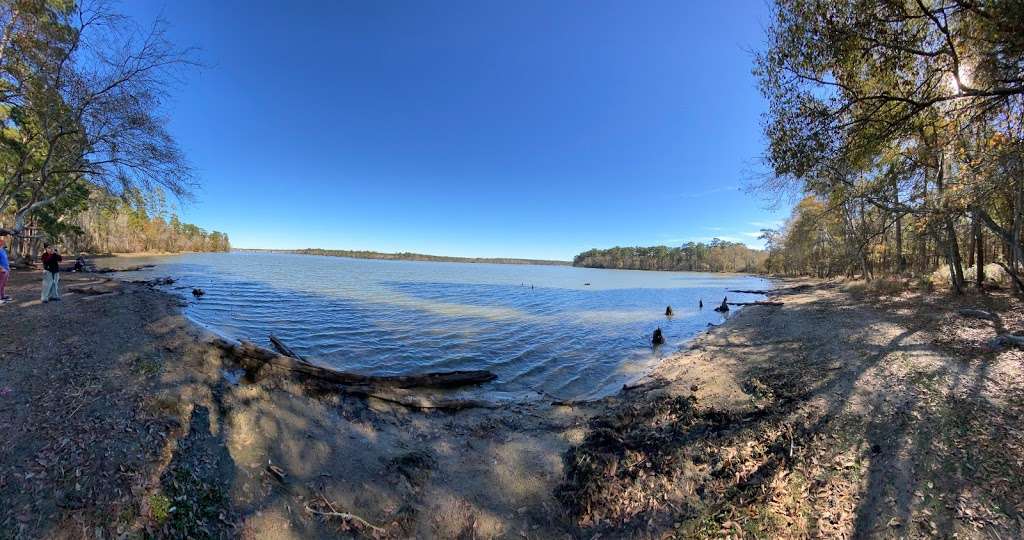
304;503;385;534
269;335;304;360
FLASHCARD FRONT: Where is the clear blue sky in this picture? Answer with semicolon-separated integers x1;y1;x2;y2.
123;0;785;260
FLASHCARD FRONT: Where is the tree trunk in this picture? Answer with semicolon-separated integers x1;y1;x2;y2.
942;221;958;293
895;214;905;274
973;211;984;288
932;225;963;294
975;207;1024;295
967;217;977;269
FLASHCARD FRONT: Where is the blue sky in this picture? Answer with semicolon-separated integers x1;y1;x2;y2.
122;0;786;260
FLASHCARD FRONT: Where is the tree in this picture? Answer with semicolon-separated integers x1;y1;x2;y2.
0;0;194;247
755;0;1024;294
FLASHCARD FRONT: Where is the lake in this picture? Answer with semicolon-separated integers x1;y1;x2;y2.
111;252;769;400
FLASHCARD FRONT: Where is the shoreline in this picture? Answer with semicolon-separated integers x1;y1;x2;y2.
234;248;571;267
2;269;1023;537
79;256;774;404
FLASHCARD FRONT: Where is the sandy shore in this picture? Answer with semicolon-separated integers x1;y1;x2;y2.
2;270;1023;538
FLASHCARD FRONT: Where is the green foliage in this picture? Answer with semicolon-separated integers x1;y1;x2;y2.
0;0;194;241
755;0;1024;290
148;494;171;523
573;240;768;273
290;248;567;266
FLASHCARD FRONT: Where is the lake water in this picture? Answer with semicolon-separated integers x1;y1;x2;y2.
111;252;769;400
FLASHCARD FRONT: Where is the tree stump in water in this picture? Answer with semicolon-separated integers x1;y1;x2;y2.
713;297;729;312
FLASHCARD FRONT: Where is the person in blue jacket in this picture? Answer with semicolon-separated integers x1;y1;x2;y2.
0;237;10;303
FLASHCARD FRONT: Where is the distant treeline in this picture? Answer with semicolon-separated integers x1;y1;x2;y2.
573;240;768;273
65;197;230;255
9;190;231;259
245;248;570;266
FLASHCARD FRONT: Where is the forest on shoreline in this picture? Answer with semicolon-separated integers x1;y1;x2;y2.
242;248;569;266
573;240;768;273
751;0;1023;295
585;2;1023;291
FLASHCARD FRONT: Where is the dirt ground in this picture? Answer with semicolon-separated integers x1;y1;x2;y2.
1;269;1023;539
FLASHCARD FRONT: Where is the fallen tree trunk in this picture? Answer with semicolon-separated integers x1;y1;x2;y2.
131;276;175;287
210;338;497;389
727;301;784;307
90;264;155;273
728;284;811;295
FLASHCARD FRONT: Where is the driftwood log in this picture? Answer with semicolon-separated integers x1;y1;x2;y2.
727;301;784;307
728;284;811;295
90;264;155;273
132;276;175;287
210;337;497;389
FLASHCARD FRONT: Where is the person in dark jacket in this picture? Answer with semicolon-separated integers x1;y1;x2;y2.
40;244;62;302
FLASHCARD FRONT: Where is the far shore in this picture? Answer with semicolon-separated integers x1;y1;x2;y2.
93;250;202;258
1;268;1022;537
234;247;571;266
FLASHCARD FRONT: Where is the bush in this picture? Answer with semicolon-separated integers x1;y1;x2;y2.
841;277;907;297
964;263;1012;287
867;277;906;296
149;494;171;523
932;263;1011;289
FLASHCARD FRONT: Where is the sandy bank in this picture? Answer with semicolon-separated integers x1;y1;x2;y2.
2;271;1023;538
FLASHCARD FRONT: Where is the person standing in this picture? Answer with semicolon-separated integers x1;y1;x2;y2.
41;244;62;303
0;237;9;304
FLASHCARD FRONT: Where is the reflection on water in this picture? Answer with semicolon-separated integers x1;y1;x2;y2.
112;252;769;400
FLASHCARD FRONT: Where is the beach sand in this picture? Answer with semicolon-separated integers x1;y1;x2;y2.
1;270;1023;538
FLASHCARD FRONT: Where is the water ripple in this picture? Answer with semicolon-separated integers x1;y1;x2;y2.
113;253;769;400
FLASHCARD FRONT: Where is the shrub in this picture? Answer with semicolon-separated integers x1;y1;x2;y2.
932;263;1011;289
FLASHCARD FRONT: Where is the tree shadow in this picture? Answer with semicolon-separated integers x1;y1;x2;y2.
550;282;1024;537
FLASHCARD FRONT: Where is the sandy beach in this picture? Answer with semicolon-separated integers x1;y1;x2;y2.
1;269;1023;538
